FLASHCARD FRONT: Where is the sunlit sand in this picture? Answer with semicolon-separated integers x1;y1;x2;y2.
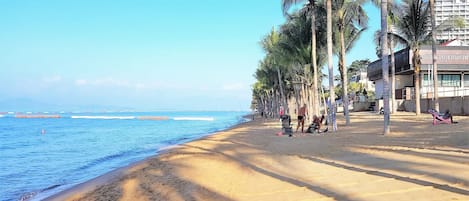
46;112;469;201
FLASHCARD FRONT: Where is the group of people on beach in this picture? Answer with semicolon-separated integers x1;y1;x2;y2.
279;103;326;135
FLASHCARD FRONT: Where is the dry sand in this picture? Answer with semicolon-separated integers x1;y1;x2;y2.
46;112;469;201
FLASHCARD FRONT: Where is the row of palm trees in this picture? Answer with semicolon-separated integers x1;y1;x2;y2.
252;0;463;134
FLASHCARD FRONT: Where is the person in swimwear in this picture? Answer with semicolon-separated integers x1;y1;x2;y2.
296;104;307;133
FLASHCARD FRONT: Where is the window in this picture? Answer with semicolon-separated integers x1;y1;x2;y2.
425;74;461;87
439;74;461;87
464;74;469;87
423;74;432;87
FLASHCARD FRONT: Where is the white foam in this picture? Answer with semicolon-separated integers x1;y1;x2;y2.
173;117;214;121
0;115;4;118
71;116;136;120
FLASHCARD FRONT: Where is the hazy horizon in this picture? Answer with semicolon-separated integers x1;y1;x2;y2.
0;1;379;112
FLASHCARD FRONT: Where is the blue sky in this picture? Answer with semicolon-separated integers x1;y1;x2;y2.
0;0;380;111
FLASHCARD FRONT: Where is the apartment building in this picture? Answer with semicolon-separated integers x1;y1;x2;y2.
435;0;469;45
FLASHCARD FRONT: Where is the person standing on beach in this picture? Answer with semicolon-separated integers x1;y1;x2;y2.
296;104;307;133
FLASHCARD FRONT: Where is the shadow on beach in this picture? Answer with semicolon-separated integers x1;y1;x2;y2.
47;112;469;201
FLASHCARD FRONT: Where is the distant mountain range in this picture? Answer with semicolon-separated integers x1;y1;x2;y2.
0;98;135;113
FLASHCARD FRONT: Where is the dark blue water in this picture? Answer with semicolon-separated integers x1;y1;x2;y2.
0;111;248;201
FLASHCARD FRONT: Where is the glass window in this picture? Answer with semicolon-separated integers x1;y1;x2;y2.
464;74;469;87
439;74;461;87
423;74;431;86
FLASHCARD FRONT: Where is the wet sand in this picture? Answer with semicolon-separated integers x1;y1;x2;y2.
46;112;469;201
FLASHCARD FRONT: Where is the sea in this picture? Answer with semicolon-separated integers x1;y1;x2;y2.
0;111;250;201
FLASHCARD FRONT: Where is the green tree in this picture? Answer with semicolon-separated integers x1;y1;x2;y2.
260;28;288;114
347;59;370;78
395;0;431;115
333;0;368;125
282;0;321;118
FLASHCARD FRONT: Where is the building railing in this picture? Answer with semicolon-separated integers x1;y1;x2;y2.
404;87;469;99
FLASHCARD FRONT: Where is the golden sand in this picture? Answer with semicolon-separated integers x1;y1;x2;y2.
46;112;469;201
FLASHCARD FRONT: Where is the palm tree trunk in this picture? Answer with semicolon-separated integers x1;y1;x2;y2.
339;28;350;125
307;81;314;122
301;82;307;113
327;0;337;131
381;0;391;134
390;35;396;113
276;67;288;114
413;48;421;115
311;1;320;118
430;0;440;112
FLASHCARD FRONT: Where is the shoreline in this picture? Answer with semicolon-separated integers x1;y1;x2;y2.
43;115;253;201
45;112;468;200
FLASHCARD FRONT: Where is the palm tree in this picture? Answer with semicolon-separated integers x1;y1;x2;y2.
372;0;399;115
381;0;391;134
282;0;321;118
333;0;368;126
327;0;337;131
278;13;313;115
260;28;288;114
429;0;439;112
395;0;431;115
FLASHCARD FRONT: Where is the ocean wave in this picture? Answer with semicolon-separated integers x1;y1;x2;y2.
70;116;136;120
18;183;63;201
76;148;150;172
0;115;4;118
173;117;214;121
76;151;132;172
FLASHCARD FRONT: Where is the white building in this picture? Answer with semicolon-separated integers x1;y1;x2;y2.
350;70;375;92
368;45;469;100
435;0;469;45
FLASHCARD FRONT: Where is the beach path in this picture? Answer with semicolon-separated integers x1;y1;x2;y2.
47;112;469;201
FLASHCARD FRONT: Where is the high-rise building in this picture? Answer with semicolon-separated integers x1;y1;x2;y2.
435;0;469;45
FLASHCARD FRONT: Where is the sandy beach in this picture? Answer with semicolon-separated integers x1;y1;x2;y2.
46;112;469;201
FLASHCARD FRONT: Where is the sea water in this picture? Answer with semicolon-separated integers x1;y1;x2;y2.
0;111;249;201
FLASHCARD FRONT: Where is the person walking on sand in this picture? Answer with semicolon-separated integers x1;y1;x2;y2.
296;104;307;133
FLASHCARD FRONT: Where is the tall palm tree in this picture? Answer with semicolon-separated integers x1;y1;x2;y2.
372;0;399;115
429;0;439;112
279;13;313;115
260;28;288;113
333;0;368;126
327;0;337;131
381;0;390;134
282;0;321;118
395;0;431;115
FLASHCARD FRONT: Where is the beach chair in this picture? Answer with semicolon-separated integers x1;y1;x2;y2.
280;115;293;137
428;109;451;125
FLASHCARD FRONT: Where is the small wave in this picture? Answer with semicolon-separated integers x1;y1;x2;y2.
18;191;38;201
18;183;63;201
0;115;4;118
76;149;144;172
71;116;136;120
173;117;214;121
40;184;62;192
